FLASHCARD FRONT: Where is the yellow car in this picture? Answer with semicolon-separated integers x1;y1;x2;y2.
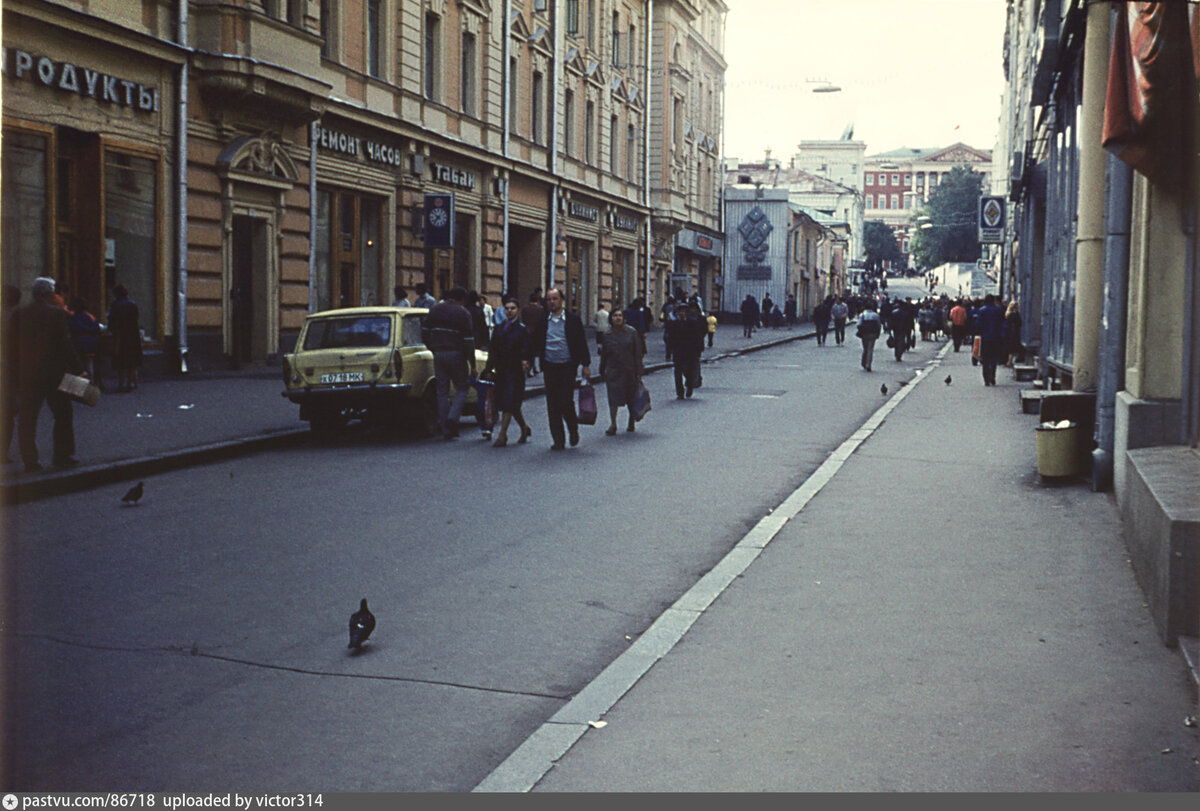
282;306;488;435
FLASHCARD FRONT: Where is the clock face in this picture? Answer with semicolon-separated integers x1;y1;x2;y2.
429;207;448;228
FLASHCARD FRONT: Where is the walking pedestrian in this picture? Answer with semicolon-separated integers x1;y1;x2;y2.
106;284;142;392
421;286;476;439
760;293;774;328
529;287;591;450
813;297;831;346
482;298;532;447
392;286;410;307
705;310;717;348
949;298;969;351
856;302;882;372
666;302;705;399
413;283;437;309
784;294;797;328
1003;300;1023;367
975;294;1006;386
740;294;759;338
599;307;645;435
592;301;610;357
8;277;84;472
831;296;849;345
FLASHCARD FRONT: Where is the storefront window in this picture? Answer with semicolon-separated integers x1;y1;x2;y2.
315;188;384;311
104;150;157;338
1;130;49;296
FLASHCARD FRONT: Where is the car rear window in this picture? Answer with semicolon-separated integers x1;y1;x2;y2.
303;316;392;349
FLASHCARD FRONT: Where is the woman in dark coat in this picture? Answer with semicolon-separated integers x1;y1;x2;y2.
1003;300;1023;366
106;284;142;391
483;298;531;447
599;307;646;434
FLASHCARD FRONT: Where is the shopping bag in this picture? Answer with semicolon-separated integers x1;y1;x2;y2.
631;380;652;421
972;336;982;359
576;382;598;425
57;372;101;406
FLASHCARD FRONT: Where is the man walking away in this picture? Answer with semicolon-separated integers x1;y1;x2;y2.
421;286;476;439
975;294;1006;386
666;302;706;399
857;302;882;372
949;299;969;352
740;294;759;338
831;296;849;345
529;287;591;449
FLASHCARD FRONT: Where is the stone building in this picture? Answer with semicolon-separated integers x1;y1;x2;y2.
996;0;1199;653
2;0;722;372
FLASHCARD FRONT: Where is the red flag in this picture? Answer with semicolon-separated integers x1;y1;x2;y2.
1102;2;1198;195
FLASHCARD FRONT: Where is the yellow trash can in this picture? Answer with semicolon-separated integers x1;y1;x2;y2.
1035;420;1080;478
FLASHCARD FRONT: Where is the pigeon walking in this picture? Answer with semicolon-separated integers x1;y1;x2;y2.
945;374;953;386
880;383;888;395
348;598;375;650
121;482;144;505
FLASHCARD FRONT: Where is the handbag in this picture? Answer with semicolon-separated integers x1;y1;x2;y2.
58;372;101;406
470;378;495;429
631;380;652;421
576;382;598;425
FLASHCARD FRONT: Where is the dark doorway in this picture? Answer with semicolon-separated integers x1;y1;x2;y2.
231;215;267;367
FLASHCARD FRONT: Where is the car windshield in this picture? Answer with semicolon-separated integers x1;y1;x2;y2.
303;315;392;349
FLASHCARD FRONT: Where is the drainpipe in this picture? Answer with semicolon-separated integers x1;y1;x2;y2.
644;0;652;300
175;0;189;373
548;0;561;294
502;0;511;295
1092;151;1132;491
1071;0;1111;392
309;121;318;313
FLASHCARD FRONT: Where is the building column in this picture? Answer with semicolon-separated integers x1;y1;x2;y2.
1071;1;1111;392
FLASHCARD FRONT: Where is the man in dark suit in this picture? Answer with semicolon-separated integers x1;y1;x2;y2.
529;287;591;450
421;286;476;439
9;277;84;472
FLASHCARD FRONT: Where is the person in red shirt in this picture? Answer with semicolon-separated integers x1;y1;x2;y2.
949;300;970;352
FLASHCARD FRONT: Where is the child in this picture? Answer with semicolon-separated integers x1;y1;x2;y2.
705;312;717;348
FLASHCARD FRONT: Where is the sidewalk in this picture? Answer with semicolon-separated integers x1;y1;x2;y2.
477;344;1200;792
0;321;811;503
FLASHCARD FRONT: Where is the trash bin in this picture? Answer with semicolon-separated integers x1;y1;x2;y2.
1035;420;1080;478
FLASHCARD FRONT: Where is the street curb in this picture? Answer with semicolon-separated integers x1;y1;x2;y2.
1;428;310;505
3;328;820;504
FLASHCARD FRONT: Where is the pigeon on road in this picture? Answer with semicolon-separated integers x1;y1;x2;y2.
121;482;144;506
348;598;375;650
945;374;953;385
880;383;888;395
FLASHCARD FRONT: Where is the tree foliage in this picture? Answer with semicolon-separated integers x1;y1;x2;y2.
862;220;902;273
909;165;984;269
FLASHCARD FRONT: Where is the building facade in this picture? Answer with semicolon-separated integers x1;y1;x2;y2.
3;0;723;372
864;143;992;263
996;0;1199;648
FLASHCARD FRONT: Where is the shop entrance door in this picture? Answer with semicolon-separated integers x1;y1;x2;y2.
231;214;267;366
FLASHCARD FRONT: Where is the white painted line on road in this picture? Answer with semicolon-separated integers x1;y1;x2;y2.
472;340;953;793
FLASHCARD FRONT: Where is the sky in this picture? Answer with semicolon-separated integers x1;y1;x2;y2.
722;0;1008;162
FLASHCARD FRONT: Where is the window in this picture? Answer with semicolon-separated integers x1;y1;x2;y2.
509;56;519;133
585;100;595;163
565;90;575;156
672;96;683;152
532;71;544;144
104;151;159;338
891;173;899;185
534;0;547;11
628;22;637;66
461;32;476;116
424;13;441;101
567;0;579;34
904;173;912;184
586;0;595;49
287;0;305;26
315;190;384;311
610;115;619;175
890;194;899;209
867;194;875;208
1;129;49;297
320;0;334;58
367;0;382;78
612;12;621;66
865;173;874;185
627;123;636;180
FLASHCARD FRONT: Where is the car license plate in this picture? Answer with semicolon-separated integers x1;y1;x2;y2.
319;372;365;384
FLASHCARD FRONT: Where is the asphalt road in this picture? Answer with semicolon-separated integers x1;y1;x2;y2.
1;318;945;791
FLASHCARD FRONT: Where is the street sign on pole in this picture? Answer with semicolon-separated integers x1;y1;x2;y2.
979;196;1005;244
